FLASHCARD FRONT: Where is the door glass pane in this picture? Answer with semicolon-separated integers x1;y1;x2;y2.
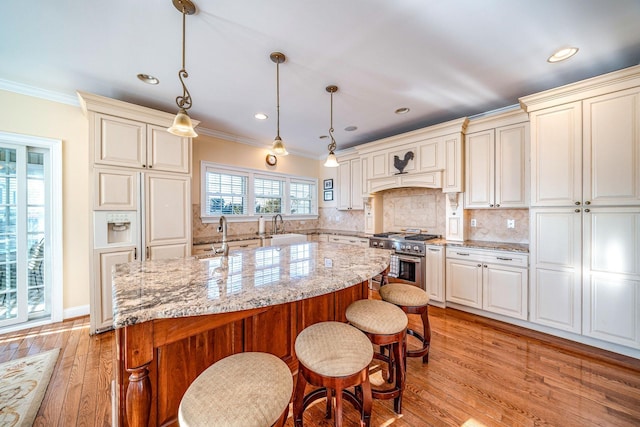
0;148;17;320
27;150;47;317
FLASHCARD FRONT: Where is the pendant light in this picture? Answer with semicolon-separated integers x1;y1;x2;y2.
167;0;198;138
324;85;340;167
270;52;288;156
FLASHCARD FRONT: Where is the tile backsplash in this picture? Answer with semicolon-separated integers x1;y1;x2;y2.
192;199;529;244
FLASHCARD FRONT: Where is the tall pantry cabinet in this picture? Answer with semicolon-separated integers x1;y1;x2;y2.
79;92;196;334
520;66;640;352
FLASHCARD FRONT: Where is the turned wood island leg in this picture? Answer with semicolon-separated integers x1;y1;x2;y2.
120;322;154;427
126;364;152;427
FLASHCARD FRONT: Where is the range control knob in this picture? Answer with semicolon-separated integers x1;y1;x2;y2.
413;245;420;251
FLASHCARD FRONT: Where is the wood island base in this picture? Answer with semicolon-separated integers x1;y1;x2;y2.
115;280;369;427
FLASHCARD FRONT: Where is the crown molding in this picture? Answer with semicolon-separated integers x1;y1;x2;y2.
0;79;79;106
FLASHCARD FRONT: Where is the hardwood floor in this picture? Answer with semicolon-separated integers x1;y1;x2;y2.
1;307;638;426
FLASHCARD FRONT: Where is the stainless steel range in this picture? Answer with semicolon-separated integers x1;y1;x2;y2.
369;229;439;290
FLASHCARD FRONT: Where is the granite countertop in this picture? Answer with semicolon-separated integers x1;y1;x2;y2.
112;242;392;328
192;229;368;245
423;238;529;253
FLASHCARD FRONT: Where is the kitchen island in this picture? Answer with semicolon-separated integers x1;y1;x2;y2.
113;242;391;427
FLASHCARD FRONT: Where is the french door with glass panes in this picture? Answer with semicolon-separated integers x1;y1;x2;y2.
0;144;50;327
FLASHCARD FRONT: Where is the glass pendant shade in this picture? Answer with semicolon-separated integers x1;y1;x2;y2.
168;108;198;137
271;136;289;156
324;151;339;167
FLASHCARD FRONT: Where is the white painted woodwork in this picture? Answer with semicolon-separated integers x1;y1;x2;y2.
94;114;146;168
93;248;135;332
529;102;582;207
94;168;138;210
425;245;445;303
465;130;494;208
147;125;190;173
148;243;189;260
582;207;640;349
370;152;388;178
483;263;528;320
417;136;444;172
582;88;640;206
529;208;582;333
145;173;191;250
337;158;363;210
446;257;483;309
95;114;190;174
495;123;529;207
443;134;463;193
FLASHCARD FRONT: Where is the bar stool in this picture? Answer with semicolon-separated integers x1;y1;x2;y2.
380;283;431;363
345;299;408;414
178;352;293;427
293;321;373;427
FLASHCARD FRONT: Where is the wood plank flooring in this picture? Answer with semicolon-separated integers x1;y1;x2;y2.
1;307;638;426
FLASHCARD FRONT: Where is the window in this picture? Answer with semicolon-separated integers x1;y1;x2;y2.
203;170;247;216
201;162;317;222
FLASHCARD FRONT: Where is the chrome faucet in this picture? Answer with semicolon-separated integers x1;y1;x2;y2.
213;215;229;256
272;214;284;235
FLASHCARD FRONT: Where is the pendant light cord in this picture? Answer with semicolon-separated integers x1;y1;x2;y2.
176;7;192;111
276;59;281;138
328;89;336;152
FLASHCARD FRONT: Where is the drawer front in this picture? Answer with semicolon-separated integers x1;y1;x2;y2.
446;247;528;267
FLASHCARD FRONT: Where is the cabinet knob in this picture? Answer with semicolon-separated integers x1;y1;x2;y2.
477;264;482;267
142;164;146;168
575;201;580;205
575;209;581;213
585;208;591;213
495;204;500;207
483;264;488;268
585;201;591;205
489;204;494;207
148;165;153;168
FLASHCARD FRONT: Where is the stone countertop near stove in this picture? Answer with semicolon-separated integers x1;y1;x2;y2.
430;239;529;253
112;241;392;328
192;229;368;245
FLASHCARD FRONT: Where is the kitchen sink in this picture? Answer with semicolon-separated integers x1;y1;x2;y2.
267;233;307;246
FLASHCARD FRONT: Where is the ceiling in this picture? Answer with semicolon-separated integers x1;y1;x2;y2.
2;1;640;159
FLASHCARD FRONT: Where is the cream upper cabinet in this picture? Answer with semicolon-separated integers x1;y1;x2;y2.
442;133;463;193
582;88;640;206
530;102;582;207
95;113;190;173
337;157;363;210
530;87;640;207
94;168;138;210
465;112;529;208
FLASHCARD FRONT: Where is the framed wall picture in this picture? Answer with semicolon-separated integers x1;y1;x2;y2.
323;179;333;190
323;190;333;201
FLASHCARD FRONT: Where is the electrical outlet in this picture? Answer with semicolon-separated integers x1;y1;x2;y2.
470;218;477;227
507;219;515;229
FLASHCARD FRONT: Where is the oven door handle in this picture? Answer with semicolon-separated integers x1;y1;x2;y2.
395;256;422;264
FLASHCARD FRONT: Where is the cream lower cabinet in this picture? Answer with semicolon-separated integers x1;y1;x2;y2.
582;207;640;349
424;245;445;304
529;208;582;333
327;234;369;247
92;248;136;333
446;248;528;319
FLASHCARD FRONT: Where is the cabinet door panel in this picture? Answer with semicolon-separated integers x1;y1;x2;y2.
149;243;188;260
95;114;146;168
443;134;463;193
530;102;582;206
94;168;138;210
337;161;351;210
418;137;441;171
483;264;527;319
496;123;529;207
350;159;363;209
583;89;640;205
425;246;444;303
371;152;388;178
465;130;494;208
586;208;640;276
146;174;190;245
147;125;190;173
531;268;581;332
94;249;135;332
445;259;482;308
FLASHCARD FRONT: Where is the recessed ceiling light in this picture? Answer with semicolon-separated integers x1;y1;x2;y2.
547;47;579;63
344;126;358;132
137;74;159;85
395;107;410;115
254;113;268;120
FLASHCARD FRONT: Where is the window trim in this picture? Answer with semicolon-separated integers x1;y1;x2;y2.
201;161;318;223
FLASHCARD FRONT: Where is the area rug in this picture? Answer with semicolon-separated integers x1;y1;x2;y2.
0;348;59;426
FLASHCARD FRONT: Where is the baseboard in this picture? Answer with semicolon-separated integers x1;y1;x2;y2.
63;304;89;320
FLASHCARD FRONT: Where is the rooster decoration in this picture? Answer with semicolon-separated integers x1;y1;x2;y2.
393;151;414;174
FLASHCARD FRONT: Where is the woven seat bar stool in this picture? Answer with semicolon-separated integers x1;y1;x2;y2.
380;283;431;363
345;299;408;414
178;352;293;427
293;321;373;427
